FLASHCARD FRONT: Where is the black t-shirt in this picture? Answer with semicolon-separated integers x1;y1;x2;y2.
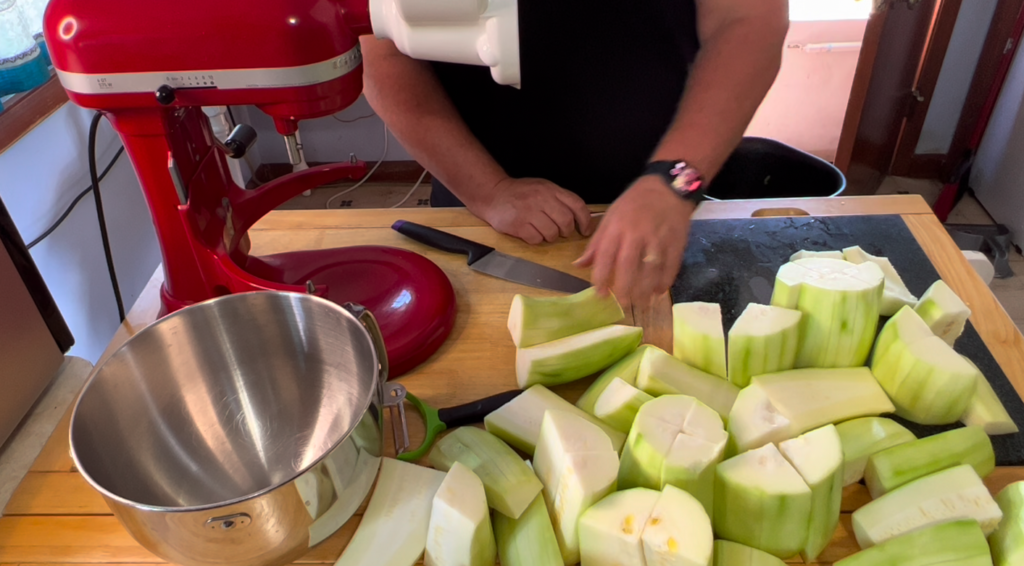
430;0;701;206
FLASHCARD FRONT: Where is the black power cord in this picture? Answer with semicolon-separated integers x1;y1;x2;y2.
87;112;126;322
26;146;124;249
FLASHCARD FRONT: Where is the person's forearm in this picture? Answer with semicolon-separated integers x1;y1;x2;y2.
360;38;505;208
651;16;788;179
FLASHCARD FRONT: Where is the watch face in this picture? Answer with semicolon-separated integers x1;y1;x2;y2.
670;163;703;194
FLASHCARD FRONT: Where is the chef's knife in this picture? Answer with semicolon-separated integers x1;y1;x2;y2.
392;220;591;293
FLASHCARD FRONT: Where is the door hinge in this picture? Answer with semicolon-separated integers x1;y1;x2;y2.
911;89;926;102
1006;37;1016;55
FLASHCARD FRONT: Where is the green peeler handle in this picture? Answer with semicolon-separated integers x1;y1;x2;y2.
396;392;447;462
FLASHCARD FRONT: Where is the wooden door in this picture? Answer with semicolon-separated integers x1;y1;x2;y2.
835;0;942;195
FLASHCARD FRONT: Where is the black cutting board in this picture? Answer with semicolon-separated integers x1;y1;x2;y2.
670;214;1024;466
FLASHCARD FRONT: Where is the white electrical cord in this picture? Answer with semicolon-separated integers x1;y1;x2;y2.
391;169;429;208
325;123;390;209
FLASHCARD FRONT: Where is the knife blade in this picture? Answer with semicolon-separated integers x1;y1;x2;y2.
392;220;591;294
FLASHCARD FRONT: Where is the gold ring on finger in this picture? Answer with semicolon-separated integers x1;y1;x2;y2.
643;253;660;264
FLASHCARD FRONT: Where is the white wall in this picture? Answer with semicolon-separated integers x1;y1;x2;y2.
972;42;1024;247
0;103;161;363
746;18;867;161
238;95;413;165
915;0;999;155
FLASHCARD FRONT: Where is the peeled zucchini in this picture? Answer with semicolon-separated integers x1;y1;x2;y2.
336;458;446;566
726;303;802;388
836;519;993;566
493;494;562;566
727;367;895;454
428;426;542;519
713;540;787;566
672;302;727;379
871;305;934;366
871;334;978;424
484;384;626;455
641;485;714;566
961;356;1019;435
778;425;843;563
577;345;655;415
713;443;812;559
771;258;885;368
425;461;497;566
578;488;661;566
835;417;916;486
533;410;620;564
618;395;728;519
990;481;1024;566
517;325;643;389
790;250;844;261
842;245;919;316
864;426;995;498
635;347;739;421
852;464;1003;548
508;288;624;348
915;279;971;346
594;377;654;434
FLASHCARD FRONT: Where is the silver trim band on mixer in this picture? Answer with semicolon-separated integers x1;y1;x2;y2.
55;44;362;94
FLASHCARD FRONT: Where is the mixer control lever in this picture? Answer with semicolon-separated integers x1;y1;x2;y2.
217;124;258;159
155;85;176;105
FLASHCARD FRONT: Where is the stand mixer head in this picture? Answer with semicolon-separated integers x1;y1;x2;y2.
43;0;520;377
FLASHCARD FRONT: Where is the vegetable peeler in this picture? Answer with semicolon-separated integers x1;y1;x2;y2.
392;389;524;461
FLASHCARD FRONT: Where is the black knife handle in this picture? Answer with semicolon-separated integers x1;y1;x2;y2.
392;220;495;265
437;390;524;429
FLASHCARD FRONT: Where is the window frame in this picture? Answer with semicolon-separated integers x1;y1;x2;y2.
0;76;68;156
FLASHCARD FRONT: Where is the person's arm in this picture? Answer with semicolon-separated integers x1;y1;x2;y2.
360;38;593;244
578;0;789;304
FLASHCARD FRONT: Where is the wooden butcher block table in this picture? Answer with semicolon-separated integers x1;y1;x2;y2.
3;195;1023;565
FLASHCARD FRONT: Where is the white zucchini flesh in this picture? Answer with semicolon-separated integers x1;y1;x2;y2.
990;481;1024;566
713;539;787;566
425;462;497;566
533;410;620;565
842;245;919;316
617;395;727;520
863;425;995;499
778;425;844;563
835;519;993;566
834;417;916;486
507;287;625;348
960;356;1019;435
635;346;739;421
493;493;563;566
851;464;1003;549
335;458;446;566
578;488;662;566
516;324;644;389
484;384;626;454
577;345;656;415
771;258;884;368
713;443;812;559
727;303;802;388
789;250;845;261
594;377;654;433
727;367;895;454
672;302;727;379
915;279;971;346
309;447;381;547
641;485;714;566
428;426;543;520
871;334;978;425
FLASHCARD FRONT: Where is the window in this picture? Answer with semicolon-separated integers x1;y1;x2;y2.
0;0;64;154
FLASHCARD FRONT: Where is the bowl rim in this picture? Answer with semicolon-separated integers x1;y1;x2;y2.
69;291;381;513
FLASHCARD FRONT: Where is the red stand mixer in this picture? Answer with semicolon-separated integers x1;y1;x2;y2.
43;0;520;377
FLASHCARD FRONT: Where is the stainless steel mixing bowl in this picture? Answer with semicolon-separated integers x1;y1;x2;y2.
70;292;393;566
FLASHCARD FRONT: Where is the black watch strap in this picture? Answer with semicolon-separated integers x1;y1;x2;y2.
642;161;707;203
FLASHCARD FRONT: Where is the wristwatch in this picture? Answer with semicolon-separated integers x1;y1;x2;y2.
642;161;707;203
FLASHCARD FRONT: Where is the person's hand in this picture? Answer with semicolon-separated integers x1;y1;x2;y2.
468;177;595;244
576;176;696;305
